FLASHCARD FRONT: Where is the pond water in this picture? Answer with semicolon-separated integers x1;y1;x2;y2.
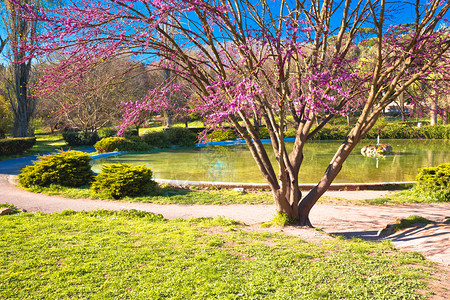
91;139;450;183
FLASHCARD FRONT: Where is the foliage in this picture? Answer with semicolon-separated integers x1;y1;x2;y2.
366;124;450;139
0;137;36;155
310;125;351;140
91;163;159;199
0;210;434;299
62;131;100;146
142;128;196;148
36;57;152;133
416;163;450;190
414;163;450;202
119;83;191;135
97;127;118;138
18;150;94;188
164;127;197;147
94;136;150;153
142;131;171;149
0;93;12;138
206;129;237;142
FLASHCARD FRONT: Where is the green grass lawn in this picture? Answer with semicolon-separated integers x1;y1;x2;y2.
0;209;434;299
24;184;275;205
360;188;449;205
23;182;450;206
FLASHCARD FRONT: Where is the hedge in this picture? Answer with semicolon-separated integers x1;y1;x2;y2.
62;131;100;146
94;136;150;153
0;137;36;156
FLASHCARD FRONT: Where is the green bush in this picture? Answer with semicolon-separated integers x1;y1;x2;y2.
62;131;100;146
18;151;94;188
0;137;36;155
142;131;171;148
284;128;297;138
258;127;270;139
0;94;12;139
415;163;450;202
91;163;159;199
309;125;350;140
165;127;197;147
418;125;450;139
94;136;150;153
98;128;118;139
366;124;450;140
206;129;237;142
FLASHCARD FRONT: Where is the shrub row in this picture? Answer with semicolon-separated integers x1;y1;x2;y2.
94;137;150;154
62;131;100;147
0;137;36;156
94;127;198;153
206;129;237;142
283;124;450;140
19;150;159;199
366;124;450;139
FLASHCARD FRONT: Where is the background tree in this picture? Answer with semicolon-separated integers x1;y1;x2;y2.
0;0;44;136
16;0;450;225
36;56;151;133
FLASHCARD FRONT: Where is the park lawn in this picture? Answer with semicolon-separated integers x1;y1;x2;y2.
0;209;434;299
360;188;449;205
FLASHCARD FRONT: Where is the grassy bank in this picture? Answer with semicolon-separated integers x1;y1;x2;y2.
0;210;434;299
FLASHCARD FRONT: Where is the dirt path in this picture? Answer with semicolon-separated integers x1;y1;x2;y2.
1;174;449;268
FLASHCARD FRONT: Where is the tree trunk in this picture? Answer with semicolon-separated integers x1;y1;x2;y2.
11;62;34;137
273;178;302;222
297;137;358;226
430;92;438;126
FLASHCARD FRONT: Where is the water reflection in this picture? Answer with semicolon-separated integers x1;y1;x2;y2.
91;139;450;183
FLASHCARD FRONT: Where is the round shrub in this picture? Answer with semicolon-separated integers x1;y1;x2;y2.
164;127;197;147
18;151;94;187
91;163;159;199
415;163;450;202
94;136;151;153
207;129;237;142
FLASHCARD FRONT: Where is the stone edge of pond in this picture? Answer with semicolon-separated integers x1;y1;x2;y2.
155;179;417;191
90;151;127;160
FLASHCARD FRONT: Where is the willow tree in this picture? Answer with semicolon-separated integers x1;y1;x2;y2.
15;0;450;225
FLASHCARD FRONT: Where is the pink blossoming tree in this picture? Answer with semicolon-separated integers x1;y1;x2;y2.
14;0;450;225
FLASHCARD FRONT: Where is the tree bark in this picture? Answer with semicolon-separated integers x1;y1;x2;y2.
297;134;359;226
430;92;438;126
11;61;34;137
